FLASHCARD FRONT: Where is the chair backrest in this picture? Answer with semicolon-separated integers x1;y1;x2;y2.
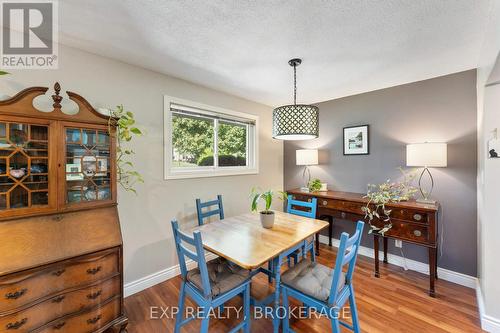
328;221;364;305
196;195;224;226
171;220;211;298
286;195;317;218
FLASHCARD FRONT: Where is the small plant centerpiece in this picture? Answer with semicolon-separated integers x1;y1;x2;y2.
362;168;417;235
308;178;322;192
250;189;287;228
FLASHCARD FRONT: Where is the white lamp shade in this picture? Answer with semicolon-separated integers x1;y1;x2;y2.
406;143;447;167
296;149;318;166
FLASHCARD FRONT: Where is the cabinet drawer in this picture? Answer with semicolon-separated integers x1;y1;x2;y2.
0;277;119;332
34;297;120;333
390;209;428;224
373;219;429;244
318;199;364;215
0;249;119;313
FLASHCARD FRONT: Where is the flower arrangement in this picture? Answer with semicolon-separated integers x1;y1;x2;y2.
362;168;418;235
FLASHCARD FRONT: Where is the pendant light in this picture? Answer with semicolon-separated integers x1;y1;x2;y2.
273;58;319;140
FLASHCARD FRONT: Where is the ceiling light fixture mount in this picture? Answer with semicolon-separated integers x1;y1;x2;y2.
273;58;319;141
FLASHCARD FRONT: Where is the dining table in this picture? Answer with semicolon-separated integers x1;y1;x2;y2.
190;211;329;333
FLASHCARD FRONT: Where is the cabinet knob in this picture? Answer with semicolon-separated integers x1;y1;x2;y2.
307;198;311;203
53;322;66;330
87;290;102;300
6;318;27;330
5;288;27;300
86;266;102;275
413;214;422;221
341;212;347;219
87;315;102;325
413;230;422;237
322;200;328;206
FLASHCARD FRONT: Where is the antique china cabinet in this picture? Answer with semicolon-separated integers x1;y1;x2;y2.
0;83;127;332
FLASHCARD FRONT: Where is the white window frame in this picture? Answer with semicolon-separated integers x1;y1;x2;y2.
164;95;259;180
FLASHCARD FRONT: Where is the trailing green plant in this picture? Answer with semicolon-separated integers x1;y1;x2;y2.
0;71;9;75
362;167;418;235
250;188;287;214
308;178;322;192
108;105;144;193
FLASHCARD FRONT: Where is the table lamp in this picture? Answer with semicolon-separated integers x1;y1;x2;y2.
296;149;318;192
406;142;447;204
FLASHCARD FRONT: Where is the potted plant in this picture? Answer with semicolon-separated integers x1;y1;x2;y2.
362;168;417;235
250;189;287;228
308;178;322;192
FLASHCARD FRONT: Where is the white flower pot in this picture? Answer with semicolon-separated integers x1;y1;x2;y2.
260;211;275;228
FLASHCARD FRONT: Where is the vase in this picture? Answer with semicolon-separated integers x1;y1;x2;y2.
260;211;275;228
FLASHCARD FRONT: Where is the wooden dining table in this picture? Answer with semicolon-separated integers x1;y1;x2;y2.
190;211;329;333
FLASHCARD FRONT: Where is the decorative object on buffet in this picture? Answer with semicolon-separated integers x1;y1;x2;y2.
296;149;318;192
273;58;319;140
308;178;322;192
344;125;369;155
362;167;418;235
250;188;287;228
406;142;447;203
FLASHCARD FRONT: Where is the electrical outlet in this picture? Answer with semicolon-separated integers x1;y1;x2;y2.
395;240;403;248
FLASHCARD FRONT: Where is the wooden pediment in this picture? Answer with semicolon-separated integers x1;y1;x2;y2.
0;82;110;125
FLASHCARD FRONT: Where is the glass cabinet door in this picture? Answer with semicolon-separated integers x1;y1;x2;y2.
65;127;112;205
0;121;50;211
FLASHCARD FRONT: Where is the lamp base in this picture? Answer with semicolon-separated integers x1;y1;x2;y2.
300;187;310;193
416;198;437;205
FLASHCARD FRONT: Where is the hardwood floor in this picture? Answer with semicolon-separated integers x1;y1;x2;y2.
124;244;483;332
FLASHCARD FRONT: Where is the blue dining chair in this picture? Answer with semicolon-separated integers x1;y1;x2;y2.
266;196;317;284
196;195;224;226
281;221;365;333
171;220;251;333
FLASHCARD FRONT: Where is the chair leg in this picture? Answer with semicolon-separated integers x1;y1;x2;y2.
244;284;251;333
200;308;210;333
282;287;290;333
174;282;186;333
331;317;341;333
349;286;361;333
287;256;291;267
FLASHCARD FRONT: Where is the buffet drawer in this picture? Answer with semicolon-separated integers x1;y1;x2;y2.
0;249;119;313
372;219;429;244
0;277;119;332
34;297;120;333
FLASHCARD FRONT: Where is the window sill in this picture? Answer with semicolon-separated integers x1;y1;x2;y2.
165;168;259;180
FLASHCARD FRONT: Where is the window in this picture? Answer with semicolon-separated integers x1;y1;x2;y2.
164;96;258;179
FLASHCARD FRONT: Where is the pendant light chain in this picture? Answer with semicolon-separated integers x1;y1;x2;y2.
293;63;297;105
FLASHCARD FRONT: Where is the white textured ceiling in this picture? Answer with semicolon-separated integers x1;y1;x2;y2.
59;0;493;106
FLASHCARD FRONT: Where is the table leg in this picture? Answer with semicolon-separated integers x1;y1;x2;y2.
383;237;388;264
374;234;380;278
328;216;333;247
315;233;320;256
429;247;437;297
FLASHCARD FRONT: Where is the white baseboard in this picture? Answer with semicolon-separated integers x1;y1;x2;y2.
318;235;477;289
124;253;217;297
476;280;500;333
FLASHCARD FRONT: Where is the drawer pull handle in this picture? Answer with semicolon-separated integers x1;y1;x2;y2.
87;290;102;300
53;322;66;330
322;200;328;206
87;315;102;325
6;318;27;330
413;214;422;221
341;212;347;219
307;198;311;203
52;295;65;303
5;288;27;300
52;269;66;276
413;230;422;237
87;266;102;275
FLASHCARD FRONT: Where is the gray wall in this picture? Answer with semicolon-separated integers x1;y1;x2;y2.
284;70;477;276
